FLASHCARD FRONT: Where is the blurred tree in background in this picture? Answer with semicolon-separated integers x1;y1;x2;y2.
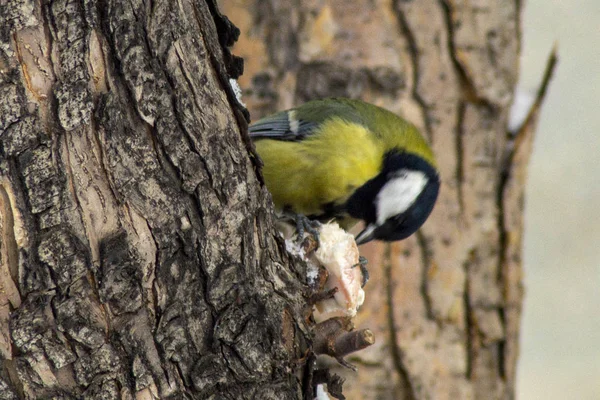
222;1;553;398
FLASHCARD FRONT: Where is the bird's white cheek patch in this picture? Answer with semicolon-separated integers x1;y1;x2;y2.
376;170;428;225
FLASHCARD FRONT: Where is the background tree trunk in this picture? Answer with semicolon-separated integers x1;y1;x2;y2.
221;1;550;399
0;0;311;398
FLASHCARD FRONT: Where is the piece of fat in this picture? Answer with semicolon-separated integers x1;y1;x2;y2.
312;223;365;323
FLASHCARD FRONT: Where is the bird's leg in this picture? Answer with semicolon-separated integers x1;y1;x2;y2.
290;213;321;248
352;256;369;288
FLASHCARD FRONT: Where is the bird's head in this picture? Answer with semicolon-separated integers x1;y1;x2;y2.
346;151;440;245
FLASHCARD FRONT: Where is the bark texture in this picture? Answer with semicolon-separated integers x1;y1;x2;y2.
0;0;311;398
221;1;547;399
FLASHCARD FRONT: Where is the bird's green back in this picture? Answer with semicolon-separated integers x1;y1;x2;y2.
301;99;436;168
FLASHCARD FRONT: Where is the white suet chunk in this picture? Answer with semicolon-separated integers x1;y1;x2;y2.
312;223;365;322
283;222;366;322
508;88;535;132
315;384;331;400
229;78;245;106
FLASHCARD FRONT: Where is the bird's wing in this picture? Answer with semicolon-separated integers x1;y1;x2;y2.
248;111;319;141
248;99;364;141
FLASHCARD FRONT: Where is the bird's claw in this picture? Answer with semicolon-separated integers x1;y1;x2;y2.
352;256;369;288
294;214;321;248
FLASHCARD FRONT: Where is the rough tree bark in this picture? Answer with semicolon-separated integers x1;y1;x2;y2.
221;1;554;399
0;0;312;399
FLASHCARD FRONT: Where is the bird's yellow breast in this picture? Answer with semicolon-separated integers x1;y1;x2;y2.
254;118;384;217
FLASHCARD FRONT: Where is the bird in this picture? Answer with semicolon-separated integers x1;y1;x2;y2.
249;98;439;245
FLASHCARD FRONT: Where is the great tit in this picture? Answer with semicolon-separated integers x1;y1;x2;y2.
249;98;439;245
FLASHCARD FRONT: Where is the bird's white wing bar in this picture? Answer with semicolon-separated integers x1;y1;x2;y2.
288;110;300;134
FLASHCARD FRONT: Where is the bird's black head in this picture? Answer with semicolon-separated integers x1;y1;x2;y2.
345;151;440;245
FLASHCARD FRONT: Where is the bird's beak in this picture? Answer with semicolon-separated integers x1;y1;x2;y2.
355;223;377;245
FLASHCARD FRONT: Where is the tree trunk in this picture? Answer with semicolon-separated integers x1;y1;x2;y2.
0;0;310;398
221;1;552;399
